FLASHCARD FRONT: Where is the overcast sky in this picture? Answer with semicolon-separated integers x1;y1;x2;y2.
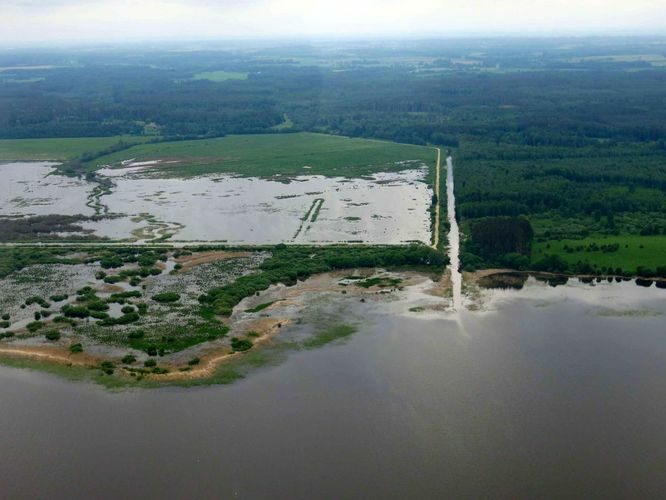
2;0;666;44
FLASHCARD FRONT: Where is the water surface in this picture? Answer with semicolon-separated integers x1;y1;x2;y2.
1;279;665;498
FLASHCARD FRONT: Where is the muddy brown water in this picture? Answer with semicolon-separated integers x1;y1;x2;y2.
1;279;666;499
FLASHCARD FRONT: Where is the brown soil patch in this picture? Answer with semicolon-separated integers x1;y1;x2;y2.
176;251;252;271
0;344;102;368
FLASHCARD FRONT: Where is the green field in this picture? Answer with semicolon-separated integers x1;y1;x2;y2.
0;136;151;161
191;71;249;82
533;235;666;274
86;132;437;178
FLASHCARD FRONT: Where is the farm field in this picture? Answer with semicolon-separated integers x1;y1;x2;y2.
0;136;151;161
86;132;437;179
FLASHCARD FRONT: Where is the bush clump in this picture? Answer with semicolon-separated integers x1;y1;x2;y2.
61;304;90;318
231;337;253;352
152;292;181;303
97;312;140;326
27;321;44;332
144;359;157;367
70;343;83;353
121;354;136;364
44;330;61;341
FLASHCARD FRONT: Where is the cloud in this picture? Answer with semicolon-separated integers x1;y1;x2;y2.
1;0;665;43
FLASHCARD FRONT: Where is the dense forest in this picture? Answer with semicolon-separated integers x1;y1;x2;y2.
2;37;666;275
2;38;666;147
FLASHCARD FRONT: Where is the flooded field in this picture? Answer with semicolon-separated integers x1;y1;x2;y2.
0;161;432;244
1;276;666;497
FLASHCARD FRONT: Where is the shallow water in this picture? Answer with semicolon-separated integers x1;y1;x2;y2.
1;279;666;498
1;162;432;244
0;162;93;217
97;168;431;243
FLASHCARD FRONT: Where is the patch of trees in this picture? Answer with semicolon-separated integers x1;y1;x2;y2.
201;245;447;316
470;217;534;257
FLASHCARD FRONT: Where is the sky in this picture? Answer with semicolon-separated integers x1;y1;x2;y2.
1;0;666;44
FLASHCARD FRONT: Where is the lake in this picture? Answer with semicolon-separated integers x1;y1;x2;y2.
1;277;665;498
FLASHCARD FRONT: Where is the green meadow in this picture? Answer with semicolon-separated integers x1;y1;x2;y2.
532;235;666;274
0;136;151;161
86;132;437;178
191;71;249;82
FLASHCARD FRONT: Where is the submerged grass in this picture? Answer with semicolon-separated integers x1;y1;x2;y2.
301;325;357;349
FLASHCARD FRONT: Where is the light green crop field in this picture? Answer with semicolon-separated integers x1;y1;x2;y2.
87;132;438;179
533;235;666;273
191;71;249;82
0;136;151;161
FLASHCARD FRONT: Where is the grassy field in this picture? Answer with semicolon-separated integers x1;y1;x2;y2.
191;71;249;82
0;136;151;161
533;235;666;273
86;132;438;178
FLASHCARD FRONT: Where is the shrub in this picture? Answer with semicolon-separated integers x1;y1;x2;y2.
70;343;83;353
97;312;140;326
44;330;61;341
188;357;201;366
144;359;157;367
87;301;109;312
34;311;41;320
103;275;123;284
53;316;77;326
108;291;142;303
128;330;145;339
61;304;90;318
1;314;9;321
121;305;135;314
49;294;68;302
136;303;148;315
90;311;109;320
231;337;253;352
27;321;44;332
152;292;180;303
100;361;115;375
0;321;10;329
100;256;123;269
121;354;136;364
25;296;50;308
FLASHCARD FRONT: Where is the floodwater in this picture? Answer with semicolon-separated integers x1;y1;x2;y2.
0;162;432;244
97;167;431;244
2;278;666;498
0;162;93;217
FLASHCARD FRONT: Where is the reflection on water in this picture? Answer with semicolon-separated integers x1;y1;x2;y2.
2;278;666;497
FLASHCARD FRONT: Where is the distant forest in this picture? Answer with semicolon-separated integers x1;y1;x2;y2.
1;38;666;148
